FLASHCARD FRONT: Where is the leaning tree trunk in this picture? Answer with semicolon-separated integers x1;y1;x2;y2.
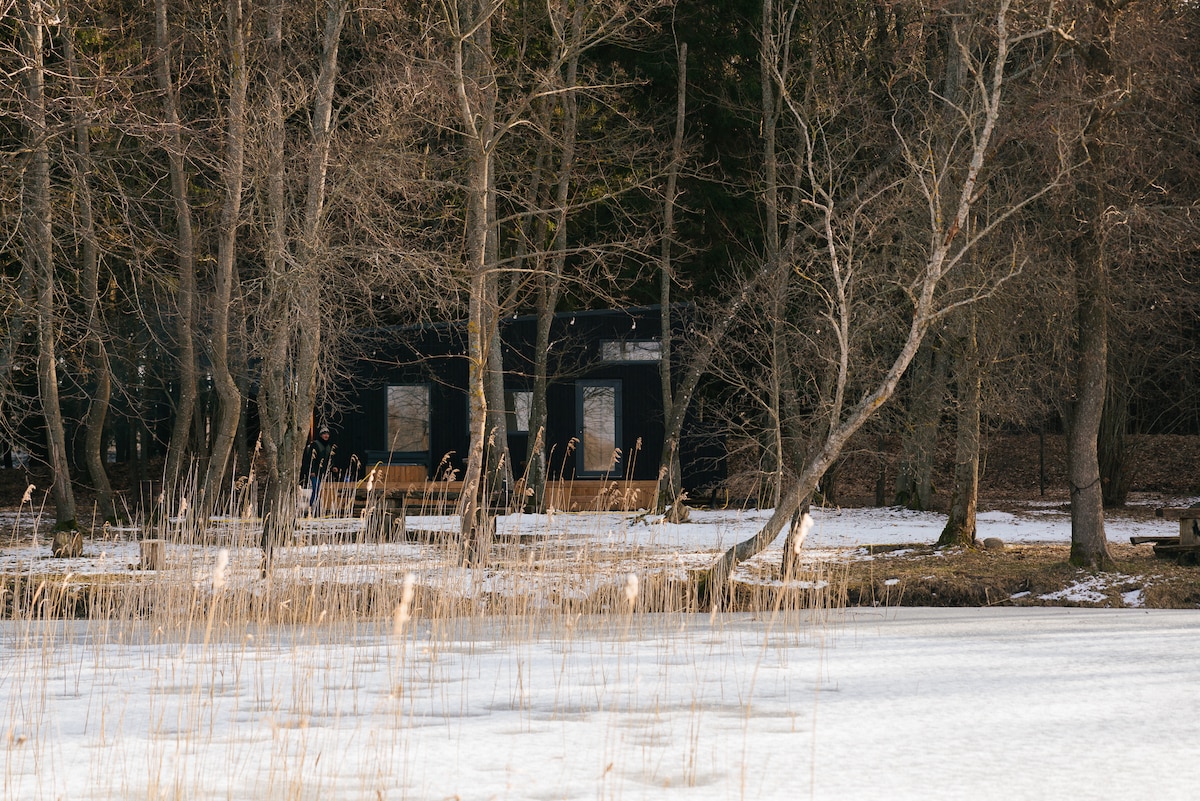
938;313;981;548
702;0;1029;604
22;3;77;529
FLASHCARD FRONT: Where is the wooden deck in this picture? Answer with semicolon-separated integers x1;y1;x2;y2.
318;470;660;517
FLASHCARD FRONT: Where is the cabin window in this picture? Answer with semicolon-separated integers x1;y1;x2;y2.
599;339;661;363
386;384;430;453
577;380;622;475
507;390;532;434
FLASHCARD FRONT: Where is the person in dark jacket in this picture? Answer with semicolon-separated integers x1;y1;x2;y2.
307;426;335;515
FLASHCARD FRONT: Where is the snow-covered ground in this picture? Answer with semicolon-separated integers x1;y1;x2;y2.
5;608;1200;800
1;496;1194;579
3;498;1200;799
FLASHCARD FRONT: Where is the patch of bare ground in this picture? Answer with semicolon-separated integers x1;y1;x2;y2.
729;543;1200;610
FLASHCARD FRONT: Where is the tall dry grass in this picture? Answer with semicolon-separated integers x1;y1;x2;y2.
2;482;847;799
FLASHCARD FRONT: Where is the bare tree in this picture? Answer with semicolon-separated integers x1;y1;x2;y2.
438;0;664;562
155;0;200;502
702;0;1066;601
60;4;116;523
938;308;981;546
17;0;77;530
1041;0;1200;567
256;0;349;567
197;0;251;517
524;6;582;513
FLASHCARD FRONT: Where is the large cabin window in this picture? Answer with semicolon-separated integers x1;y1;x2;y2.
577;380;621;475
386;384;430;453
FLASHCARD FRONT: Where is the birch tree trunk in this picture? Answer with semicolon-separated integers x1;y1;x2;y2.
703;0;1048;603
446;0;500;564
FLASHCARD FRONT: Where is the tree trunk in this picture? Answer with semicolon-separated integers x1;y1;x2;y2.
1098;380;1130;508
458;131;494;562
938;314;981;547
21;2;77;529
526;20;583;513
1066;224;1112;568
201;0;250;517
450;0;501;564
517;109;551;511
655;41;687;516
258;0;347;569
1063;0;1121;570
155;0;199;502
527;270;555;510
894;335;948;511
63;13;115;523
485;270;511;489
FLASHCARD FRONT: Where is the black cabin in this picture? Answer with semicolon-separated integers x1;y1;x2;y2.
334;306;724;495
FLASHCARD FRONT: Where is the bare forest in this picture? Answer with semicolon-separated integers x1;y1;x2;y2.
2;0;1199;590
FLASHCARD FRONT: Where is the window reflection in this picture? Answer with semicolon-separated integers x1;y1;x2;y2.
582;384;617;473
387;385;429;452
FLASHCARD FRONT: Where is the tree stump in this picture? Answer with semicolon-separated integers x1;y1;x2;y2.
140;538;165;570
51;530;83;558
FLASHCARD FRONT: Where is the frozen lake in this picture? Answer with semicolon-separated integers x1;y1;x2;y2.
4;608;1200;800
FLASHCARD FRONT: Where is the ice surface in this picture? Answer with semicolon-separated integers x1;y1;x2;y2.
4;500;1199;798
4;609;1200;800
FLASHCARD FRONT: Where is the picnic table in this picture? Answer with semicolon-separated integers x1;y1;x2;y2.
1131;507;1200;563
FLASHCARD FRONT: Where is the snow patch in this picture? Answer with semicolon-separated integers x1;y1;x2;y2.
1122;588;1146;607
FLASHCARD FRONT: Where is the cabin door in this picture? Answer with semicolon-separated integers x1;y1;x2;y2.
576;380;622;477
